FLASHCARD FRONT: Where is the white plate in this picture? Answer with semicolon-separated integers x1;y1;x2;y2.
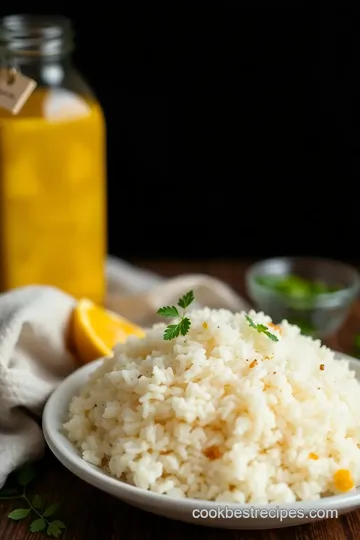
43;353;360;530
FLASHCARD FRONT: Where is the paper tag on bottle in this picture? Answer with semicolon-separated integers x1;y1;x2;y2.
0;68;37;114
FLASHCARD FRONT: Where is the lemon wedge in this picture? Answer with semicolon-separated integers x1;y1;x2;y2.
71;298;145;363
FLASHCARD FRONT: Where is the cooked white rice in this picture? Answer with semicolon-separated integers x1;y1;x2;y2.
63;308;360;503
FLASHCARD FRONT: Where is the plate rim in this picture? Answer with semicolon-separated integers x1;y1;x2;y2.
42;352;360;513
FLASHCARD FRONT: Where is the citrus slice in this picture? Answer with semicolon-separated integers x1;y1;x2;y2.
71;298;145;364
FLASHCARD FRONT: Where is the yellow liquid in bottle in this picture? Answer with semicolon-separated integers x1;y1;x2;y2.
0;88;106;304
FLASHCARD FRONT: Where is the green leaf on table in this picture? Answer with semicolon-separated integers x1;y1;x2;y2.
30;518;46;532
47;520;66;538
43;502;60;517
8;508;30;520
32;494;43;509
17;463;37;487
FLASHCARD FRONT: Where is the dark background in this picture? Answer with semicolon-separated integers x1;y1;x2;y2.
1;6;358;262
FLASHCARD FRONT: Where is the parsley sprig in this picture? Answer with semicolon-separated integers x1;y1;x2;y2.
157;290;195;340
245;315;279;342
0;463;65;537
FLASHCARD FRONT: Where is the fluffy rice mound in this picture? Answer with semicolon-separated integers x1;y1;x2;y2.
64;308;360;503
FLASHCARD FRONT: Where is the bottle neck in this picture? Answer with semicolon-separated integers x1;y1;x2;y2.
0;15;74;85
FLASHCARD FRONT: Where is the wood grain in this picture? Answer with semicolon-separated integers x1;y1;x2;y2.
1;259;360;540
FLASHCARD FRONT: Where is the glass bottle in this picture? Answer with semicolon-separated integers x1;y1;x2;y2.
0;15;106;304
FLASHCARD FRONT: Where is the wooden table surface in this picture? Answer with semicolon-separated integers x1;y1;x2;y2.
1;259;360;540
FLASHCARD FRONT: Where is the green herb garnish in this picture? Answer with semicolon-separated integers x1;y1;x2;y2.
0;463;65;537
157;290;195;340
245;315;279;342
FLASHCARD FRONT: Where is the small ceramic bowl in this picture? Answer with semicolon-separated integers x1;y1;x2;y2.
245;257;360;338
43;355;360;530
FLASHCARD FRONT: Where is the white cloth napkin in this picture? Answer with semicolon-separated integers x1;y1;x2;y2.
0;257;250;488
